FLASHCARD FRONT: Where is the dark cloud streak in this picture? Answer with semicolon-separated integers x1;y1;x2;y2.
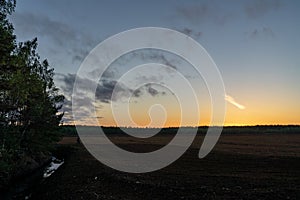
176;27;202;39
56;73;166;107
247;27;275;39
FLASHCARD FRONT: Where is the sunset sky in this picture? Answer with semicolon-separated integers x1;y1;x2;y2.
10;0;300;127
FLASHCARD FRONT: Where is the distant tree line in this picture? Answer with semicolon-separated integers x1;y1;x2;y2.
0;0;64;175
58;125;300;137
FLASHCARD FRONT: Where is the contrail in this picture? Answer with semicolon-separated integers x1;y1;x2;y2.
225;95;245;110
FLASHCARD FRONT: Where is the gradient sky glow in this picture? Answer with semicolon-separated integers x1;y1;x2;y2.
9;0;300;126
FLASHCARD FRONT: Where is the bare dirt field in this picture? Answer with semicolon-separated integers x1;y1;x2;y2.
32;133;300;199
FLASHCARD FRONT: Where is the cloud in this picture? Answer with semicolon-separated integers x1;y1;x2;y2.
56;73;97;96
225;95;245;110
56;72;169;123
87;68;116;79
247;26;275;39
10;12;97;63
11;12;75;45
116;50;179;70
144;84;159;97
175;2;235;26
95;80;166;102
175;1;282;25
95;79;141;103
147;52;178;70
174;1;282;38
147;87;158;97
176;27;202;39
56;73;130;103
245;0;282;19
61;96;105;124
56;73;120;123
57;83;96;124
56;73;166;105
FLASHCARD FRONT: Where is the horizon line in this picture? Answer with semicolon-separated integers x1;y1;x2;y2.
60;124;300;128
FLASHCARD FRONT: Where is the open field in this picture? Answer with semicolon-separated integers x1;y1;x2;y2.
30;131;300;200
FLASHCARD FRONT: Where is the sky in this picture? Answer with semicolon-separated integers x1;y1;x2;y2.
9;0;300;127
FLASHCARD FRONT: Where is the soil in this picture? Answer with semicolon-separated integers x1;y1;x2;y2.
16;134;300;199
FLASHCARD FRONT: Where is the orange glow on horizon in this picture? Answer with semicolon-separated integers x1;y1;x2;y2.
67;90;300;127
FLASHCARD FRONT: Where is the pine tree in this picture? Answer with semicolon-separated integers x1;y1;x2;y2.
0;0;64;175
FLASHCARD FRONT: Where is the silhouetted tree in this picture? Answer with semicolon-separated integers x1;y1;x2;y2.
0;0;64;173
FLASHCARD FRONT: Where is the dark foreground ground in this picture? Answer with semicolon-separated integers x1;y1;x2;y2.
16;133;300;199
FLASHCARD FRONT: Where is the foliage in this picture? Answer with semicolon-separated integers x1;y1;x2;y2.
0;0;64;176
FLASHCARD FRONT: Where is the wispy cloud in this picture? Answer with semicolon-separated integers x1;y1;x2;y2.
176;27;202;39
10;12;98;63
115;50;179;70
225;95;245;110
247;26;275;39
175;2;234;26
56;72;168;123
173;1;283;40
56;72;166;108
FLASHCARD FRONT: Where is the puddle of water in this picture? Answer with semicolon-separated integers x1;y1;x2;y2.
1;156;65;199
43;157;64;178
